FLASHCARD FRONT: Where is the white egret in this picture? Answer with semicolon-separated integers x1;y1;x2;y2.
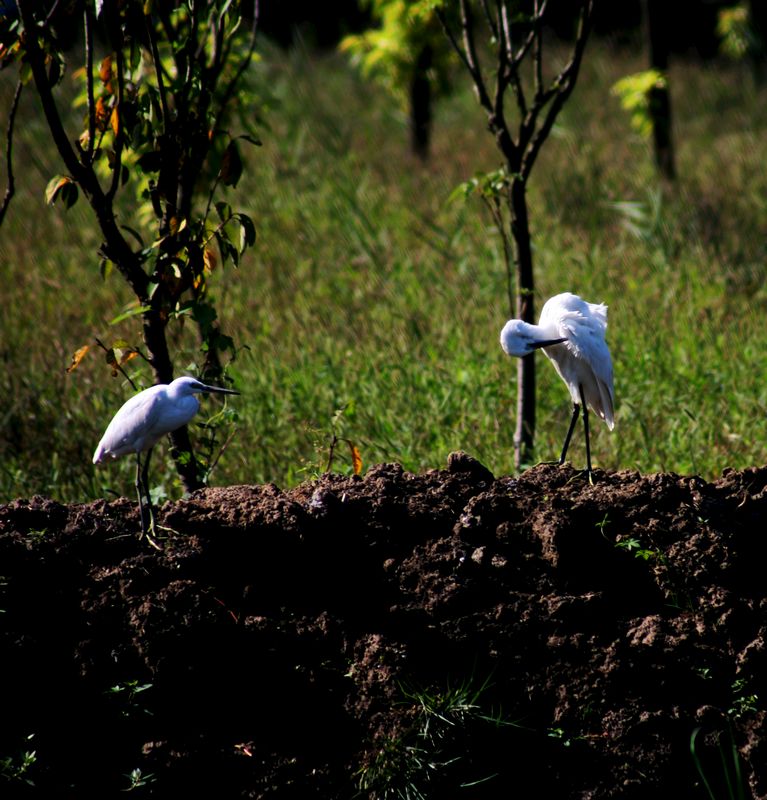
93;376;239;538
500;292;614;477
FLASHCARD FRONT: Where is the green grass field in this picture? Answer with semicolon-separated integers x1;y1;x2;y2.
1;39;766;504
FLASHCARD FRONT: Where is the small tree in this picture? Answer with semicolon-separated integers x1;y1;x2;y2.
643;0;675;180
435;0;596;468
341;0;453;159
718;1;767;84
0;1;260;491
611;0;675;181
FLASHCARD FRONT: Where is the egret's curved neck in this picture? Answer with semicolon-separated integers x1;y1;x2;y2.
530;320;559;341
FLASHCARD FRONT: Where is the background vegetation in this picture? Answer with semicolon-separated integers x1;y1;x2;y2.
1;31;766;504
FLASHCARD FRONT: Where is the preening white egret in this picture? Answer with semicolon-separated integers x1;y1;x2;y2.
500;292;614;477
93;376;239;539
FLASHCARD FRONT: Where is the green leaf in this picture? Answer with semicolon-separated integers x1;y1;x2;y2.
19;61;33;85
215;333;235;352
192;302;218;330
237;134;263;147
220;140;243;187
120;225;145;248
447;180;474;204
109;305;151;325
611;70;667;138
129;39;142;73
215;201;232;222
237;213;256;250
99;258;114;280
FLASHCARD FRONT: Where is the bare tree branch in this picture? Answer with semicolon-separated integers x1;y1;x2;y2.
493;3;511;130
509;70;527;119
435;7;474;77
107;43;127;202
521;0;595;179
480;0;499;40
0;81;23;228
458;0;494;113
145;13;171;131
19;4;93;185
511;0;548;68
84;3;96;163
498;0;513;62
44;0;62;26
533;0;544;100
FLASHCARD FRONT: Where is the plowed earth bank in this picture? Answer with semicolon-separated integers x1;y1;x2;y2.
2;454;767;799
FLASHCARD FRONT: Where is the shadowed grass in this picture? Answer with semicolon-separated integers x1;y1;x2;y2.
1;40;766;503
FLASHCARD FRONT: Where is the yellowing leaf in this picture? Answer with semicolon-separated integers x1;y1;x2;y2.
203;246;217;272
45;175;78;209
66;345;90;373
349;443;363;476
104;347;119;376
45;175;71;205
99;55;113;85
168;217;187;236
119;349;139;366
110;105;119;136
95;96;110;131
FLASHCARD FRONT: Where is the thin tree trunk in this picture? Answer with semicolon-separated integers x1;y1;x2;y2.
410;44;432;159
645;0;675;180
749;0;767;84
143;311;204;492
510;179;536;468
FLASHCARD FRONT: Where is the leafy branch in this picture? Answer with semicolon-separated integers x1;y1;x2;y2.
3;1;261;492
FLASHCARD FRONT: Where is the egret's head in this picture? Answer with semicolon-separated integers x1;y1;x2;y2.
500;320;567;358
170;376;240;397
500;320;539;357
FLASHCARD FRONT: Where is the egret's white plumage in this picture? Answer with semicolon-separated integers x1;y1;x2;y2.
500;292;614;474
93;376;239;538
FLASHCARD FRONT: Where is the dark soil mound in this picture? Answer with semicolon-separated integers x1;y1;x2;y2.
2;454;767;798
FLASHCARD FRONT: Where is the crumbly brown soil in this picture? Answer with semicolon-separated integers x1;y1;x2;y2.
2;453;767;798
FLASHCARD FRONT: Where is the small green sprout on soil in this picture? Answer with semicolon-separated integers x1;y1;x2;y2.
728;678;758;719
123;767;157;793
106;680;154;719
0;734;37;787
614;534;666;563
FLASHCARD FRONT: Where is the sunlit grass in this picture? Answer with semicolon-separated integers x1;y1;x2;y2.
1;39;766;503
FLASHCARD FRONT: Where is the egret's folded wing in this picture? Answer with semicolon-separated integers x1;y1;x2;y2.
558;310;615;428
97;388;165;457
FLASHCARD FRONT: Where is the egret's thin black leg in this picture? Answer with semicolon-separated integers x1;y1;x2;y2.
559;403;580;464
134;449;157;540
135;452;148;536
579;383;592;477
141;447;156;535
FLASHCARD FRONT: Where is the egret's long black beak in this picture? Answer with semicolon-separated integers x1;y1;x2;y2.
531;337;568;350
203;385;240;395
